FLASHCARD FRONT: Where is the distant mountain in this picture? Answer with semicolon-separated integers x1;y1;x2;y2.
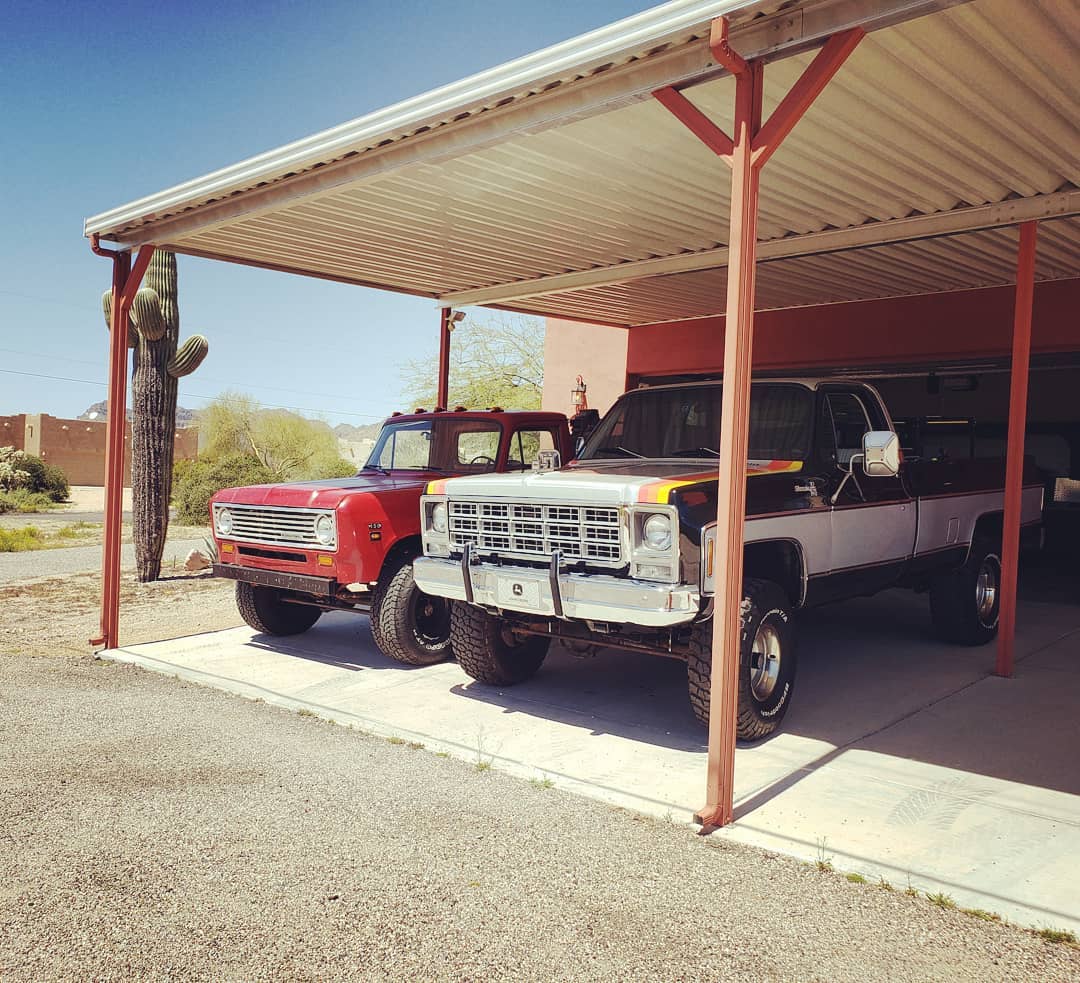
334;422;384;441
79;400;197;426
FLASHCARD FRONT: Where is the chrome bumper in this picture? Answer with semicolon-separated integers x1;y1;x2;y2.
413;555;700;628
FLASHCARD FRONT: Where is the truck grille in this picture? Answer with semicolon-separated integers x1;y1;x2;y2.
448;501;623;565
215;504;334;550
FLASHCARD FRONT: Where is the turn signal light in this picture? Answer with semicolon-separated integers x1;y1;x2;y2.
706;538;714;579
317;555;334;567
221;542;234;554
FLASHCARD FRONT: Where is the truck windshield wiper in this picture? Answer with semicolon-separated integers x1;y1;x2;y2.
594;446;645;458
668;447;720;458
362;464;390;475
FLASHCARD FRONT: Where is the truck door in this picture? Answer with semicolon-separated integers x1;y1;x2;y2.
819;386;917;595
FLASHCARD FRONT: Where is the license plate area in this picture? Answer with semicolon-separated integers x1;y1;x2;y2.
495;576;543;609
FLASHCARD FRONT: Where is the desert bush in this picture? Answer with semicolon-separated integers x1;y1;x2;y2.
0;447;31;491
0;526;45;552
17;455;70;503
172;454;276;525
0;489;59;514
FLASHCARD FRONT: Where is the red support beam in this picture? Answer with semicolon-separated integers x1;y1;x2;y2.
996;220;1038;677
436;307;452;410
653;87;735;161
752;28;864;169
89;237;154;650
658;17;861;828
696;60;763;830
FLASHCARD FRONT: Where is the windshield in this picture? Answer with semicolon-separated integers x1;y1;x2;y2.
366;418;503;472
580;384;815;462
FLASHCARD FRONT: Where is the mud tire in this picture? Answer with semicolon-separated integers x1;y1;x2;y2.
370;556;452;666
686;578;797;741
235;581;322;636
450;604;550;685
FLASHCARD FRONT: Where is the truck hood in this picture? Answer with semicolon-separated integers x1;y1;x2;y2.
213;471;436;510
427;459;802;506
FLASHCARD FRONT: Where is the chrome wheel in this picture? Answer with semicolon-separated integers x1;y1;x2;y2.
975;554;1000;627
749;621;783;701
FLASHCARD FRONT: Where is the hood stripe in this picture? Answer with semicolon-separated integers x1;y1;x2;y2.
426;479;450;495
637;460;803;504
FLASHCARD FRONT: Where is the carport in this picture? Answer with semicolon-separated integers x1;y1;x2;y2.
85;0;1079;829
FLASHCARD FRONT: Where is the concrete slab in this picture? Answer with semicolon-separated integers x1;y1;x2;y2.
110;589;1080;933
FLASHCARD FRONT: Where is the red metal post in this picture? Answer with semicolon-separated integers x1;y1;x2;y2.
996;220;1038;677
656;18;861;828
696;61;763;829
436;307;452;410
89;237;154;649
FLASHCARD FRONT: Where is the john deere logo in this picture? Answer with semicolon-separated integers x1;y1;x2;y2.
512;583;524;597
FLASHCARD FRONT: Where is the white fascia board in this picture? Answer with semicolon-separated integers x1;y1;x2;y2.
85;0;968;244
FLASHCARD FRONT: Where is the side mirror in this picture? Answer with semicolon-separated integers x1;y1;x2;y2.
862;431;900;477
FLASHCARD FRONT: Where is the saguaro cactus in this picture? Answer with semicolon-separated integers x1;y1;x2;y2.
102;251;208;581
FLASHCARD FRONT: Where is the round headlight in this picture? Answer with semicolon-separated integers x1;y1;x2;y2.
643;513;672;551
216;508;233;536
431;502;448;533
315;514;335;546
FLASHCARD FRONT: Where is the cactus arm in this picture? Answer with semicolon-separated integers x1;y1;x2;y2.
167;335;208;378
101;290;138;347
130;288;166;341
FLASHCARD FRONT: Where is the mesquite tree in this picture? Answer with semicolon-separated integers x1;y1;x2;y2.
102;251;208;581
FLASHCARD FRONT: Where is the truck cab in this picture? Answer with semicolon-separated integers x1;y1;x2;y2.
414;380;1042;737
211;408;572;666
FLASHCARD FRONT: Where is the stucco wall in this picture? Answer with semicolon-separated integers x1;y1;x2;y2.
541;317;628;416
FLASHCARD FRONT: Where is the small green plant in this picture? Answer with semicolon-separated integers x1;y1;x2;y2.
0;526;45;552
297;708;316;718
386;735;407;745
815;837;833;873
475;760;492;772
927;891;956;910
905;876;919;897
962;907;1001;923
406;741;425;751
0;489;60;514
435;751;450;759
878;877;893;891
529;776;554;790
1036;927;1077;945
846;872;868;884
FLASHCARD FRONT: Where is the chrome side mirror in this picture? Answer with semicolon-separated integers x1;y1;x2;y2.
862;431;900;477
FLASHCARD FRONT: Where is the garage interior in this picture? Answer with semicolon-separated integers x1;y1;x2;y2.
84;0;1078;928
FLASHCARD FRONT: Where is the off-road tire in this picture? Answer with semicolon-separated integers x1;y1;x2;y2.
450;604;550;685
929;539;1001;645
369;556;452;666
686;578;797;741
235;581;322;636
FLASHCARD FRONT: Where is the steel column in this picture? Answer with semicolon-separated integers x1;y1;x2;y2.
436;307;452;409
655;19;862;828
996;221;1038;677
89;237;154;650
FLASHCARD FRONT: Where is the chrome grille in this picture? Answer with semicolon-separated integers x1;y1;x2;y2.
448;500;623;565
215;504;335;550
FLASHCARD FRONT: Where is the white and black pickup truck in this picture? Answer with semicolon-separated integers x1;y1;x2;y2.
414;380;1044;739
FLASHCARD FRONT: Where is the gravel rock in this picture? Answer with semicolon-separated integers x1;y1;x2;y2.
1;652;1077;981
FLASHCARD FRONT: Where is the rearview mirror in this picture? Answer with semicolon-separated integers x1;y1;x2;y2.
862;431;900;477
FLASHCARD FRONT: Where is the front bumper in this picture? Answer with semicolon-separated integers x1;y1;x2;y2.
213;562;335;598
413;556;700;628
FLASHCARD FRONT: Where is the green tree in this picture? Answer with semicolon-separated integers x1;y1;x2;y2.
199;392;354;481
400;312;544;411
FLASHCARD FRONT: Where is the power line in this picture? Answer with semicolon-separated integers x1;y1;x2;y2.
0;368;386;421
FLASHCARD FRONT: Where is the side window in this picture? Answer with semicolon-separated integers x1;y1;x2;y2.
507;429;556;470
456;430;500;469
823;392;872;466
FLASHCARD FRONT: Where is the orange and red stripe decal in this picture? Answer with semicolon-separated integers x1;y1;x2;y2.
636;461;802;504
426;478;450;495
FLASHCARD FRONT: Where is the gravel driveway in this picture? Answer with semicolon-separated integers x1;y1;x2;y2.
2;652;1076;981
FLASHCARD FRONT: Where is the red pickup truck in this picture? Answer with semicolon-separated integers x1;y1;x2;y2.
211;408;572;665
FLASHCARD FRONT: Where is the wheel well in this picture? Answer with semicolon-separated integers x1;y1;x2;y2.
376;535;422;585
972;512;1003;548
743;540;804;608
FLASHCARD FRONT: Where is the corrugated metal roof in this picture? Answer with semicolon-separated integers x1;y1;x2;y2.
84;0;1079;326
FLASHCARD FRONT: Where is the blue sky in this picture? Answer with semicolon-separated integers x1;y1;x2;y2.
0;0;652;426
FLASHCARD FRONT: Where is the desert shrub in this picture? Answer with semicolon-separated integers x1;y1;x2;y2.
17;455;70;503
0;489;59;514
0;447;31;491
172;454;276;525
0;526;44;552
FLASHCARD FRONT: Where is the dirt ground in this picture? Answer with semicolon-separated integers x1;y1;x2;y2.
0;569;241;658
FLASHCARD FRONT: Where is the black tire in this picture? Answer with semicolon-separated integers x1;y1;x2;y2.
686;578;797;741
370;555;452;666
235;581;322;636
929;539;1002;645
450;603;550;685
